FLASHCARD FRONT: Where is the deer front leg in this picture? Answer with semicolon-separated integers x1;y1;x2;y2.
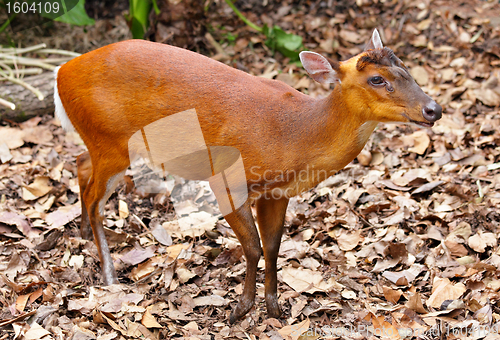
256;195;289;318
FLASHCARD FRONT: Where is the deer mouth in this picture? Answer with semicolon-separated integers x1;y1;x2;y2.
402;114;434;128
411;120;434;128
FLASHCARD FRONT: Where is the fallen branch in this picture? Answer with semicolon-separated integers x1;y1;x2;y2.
0;44;80;120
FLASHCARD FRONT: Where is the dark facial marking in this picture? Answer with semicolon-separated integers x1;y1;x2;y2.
356;47;409;78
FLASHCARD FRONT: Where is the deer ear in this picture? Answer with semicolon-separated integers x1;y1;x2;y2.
364;29;383;51
299;51;339;85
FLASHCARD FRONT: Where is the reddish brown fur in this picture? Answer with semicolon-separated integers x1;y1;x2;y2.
57;39;438;323
76;152;92;240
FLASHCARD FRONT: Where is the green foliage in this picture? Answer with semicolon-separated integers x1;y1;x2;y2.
223;0;304;61
0;15;15;35
54;0;94;26
221;31;237;44
2;0;94;26
128;0;159;39
128;0;151;39
263;24;303;60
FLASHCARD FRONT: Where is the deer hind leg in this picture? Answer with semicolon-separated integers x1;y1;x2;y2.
82;150;128;285
222;199;262;323
76;152;92;240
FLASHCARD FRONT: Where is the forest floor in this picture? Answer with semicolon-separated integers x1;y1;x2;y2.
1;0;500;339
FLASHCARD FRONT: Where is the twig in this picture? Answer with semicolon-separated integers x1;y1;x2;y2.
0;61;13;78
10;68;43;76
223;0;263;33
37;48;81;57
0;43;47;54
205;32;229;57
2;57;71;64
0;310;37;327
0;53;56;70
132;214;148;229
0;97;15;110
0;69;44;100
0;44;80;109
0;61;41;78
349;206;377;230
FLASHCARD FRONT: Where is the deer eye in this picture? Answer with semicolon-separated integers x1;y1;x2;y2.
369;76;385;86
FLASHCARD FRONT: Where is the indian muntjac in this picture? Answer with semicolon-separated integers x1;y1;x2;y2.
54;29;441;323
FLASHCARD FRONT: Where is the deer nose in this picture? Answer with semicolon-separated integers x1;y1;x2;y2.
422;101;442;122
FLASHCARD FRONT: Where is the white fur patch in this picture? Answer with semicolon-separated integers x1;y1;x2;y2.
53;65;75;131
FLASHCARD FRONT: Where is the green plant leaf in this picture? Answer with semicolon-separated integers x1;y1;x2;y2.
279;33;302;51
129;0;152;39
262;24;271;37
264;25;303;60
223;3;303;61
54;0;94;26
151;0;160;15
